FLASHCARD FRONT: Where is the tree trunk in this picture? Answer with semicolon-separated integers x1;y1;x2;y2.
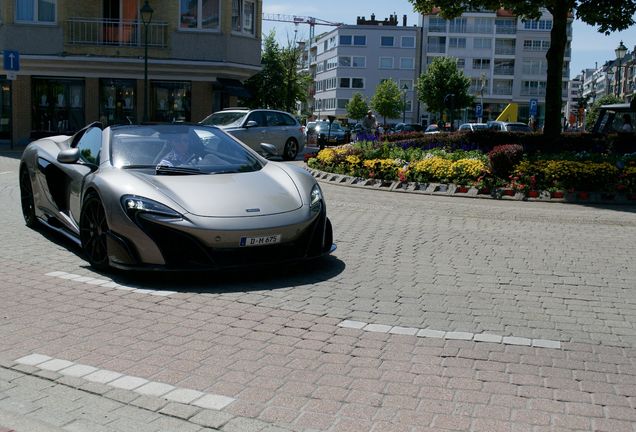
543;3;569;138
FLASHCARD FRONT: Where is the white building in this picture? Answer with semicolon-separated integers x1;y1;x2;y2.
418;8;572;126
310;14;420;125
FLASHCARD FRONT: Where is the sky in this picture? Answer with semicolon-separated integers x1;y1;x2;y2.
262;0;636;79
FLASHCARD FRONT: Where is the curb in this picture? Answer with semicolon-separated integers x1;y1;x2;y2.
306;167;636;205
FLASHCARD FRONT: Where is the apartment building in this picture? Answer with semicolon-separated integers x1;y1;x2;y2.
310;14;420;124
0;0;262;146
419;8;572;126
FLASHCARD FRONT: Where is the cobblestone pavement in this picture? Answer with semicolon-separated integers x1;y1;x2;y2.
1;151;635;431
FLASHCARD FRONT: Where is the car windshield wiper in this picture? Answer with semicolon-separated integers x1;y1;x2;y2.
122;164;156;169
155;165;204;175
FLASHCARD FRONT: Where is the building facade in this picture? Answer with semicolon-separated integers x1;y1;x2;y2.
0;0;262;146
419;8;571;126
310;14;420;125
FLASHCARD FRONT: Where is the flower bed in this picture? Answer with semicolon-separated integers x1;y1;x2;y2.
306;141;636;199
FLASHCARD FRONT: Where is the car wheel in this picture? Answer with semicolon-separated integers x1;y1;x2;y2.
283;138;299;161
19;166;38;228
80;193;110;271
323;217;333;253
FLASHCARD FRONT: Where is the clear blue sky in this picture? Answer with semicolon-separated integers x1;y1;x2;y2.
262;0;635;79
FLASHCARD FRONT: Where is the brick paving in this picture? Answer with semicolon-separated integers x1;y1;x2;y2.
0;152;635;431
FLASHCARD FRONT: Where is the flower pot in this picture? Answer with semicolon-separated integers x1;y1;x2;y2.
478;188;490;195
577;191;589;200
527;190;539;198
502;189;515;196
455;186;469;193
551;191;564;199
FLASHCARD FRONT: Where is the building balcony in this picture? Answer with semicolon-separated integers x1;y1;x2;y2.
65;18;167;48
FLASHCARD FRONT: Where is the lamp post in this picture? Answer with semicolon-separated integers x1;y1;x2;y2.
316;99;321;120
140;1;153;122
614;40;627;98
478;72;486;123
401;83;408;123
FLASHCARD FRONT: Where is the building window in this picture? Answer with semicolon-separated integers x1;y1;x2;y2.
16;0;56;23
494;59;515;75
232;0;255;35
449;17;466;33
340;78;351;88
472;58;490;70
495;18;516;34
400;57;414;70
381;36;394;47
495;38;516;55
352;56;366;68
473;17;493;34
339;35;352;45
399;79;413;90
523;19;552;30
339;56;351;67
32;77;84;133
429;17;446;32
522;59;547;75
99;79;136;126
427;36;446;53
456;58;465;69
523;39;550;51
326;57;338;70
151;81;191;122
449;37;466;49
337;99;349;109
521;80;546;96
379;57;394;69
493;79;513;95
351;78;364;88
473;38;491;49
401;36;415;48
180;0;220;29
353;35;366;45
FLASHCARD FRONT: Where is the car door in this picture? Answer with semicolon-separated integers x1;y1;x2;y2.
233;110;267;151
68;127;103;229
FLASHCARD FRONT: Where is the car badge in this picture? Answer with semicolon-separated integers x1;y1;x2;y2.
246;208;260;213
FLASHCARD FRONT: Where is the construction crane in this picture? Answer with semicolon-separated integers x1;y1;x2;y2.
262;13;343;41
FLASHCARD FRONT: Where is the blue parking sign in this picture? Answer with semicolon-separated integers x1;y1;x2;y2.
529;99;538;117
3;50;19;71
475;103;483;117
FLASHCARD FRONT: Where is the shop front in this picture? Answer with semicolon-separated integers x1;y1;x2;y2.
0;78;11;141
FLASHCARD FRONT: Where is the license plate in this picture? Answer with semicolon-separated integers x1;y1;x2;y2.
239;234;281;247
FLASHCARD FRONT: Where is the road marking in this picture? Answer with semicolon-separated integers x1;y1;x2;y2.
15;354;235;411
45;271;177;297
338;320;561;349
0;171;14;175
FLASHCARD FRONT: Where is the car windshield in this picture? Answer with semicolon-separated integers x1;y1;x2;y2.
110;124;263;175
472;124;488;130
200;111;247;127
507;124;531;132
316;122;342;131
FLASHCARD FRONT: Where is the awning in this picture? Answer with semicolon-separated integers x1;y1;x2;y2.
215;78;251;98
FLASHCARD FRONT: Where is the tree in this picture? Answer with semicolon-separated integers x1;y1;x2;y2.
407;0;636;139
415;57;473;120
585;94;622;131
242;31;311;112
346;93;369;122
370;79;403;126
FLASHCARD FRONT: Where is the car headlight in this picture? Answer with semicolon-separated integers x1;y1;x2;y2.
121;195;182;220
310;184;323;213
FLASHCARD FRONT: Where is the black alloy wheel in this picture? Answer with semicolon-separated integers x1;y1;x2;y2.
80;193;110;270
283;138;299;161
20;167;38;228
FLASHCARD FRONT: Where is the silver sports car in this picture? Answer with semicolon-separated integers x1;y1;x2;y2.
19;122;334;271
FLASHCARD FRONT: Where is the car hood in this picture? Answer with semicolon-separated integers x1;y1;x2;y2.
129;163;303;217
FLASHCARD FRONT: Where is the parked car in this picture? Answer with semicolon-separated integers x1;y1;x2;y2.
457;123;488;132
314;121;348;145
424;124;442;134
391;123;423;133
487;121;532;132
19;122;334;271
200;108;305;160
592;102;636;134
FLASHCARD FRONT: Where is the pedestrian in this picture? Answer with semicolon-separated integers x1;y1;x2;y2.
528;116;537;132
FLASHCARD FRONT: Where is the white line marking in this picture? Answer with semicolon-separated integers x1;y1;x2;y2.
339;320;562;349
46;271;176;297
0;171;13;175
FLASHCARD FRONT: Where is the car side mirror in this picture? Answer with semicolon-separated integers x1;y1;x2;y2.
57;148;81;164
245;120;258;128
259;142;278;159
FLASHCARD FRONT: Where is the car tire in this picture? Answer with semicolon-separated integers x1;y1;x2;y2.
19;166;38;228
80;192;110;271
283;138;299;161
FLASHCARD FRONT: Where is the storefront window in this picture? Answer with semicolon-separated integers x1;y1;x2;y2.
151;81;191;122
99;79;136;126
32;78;85;134
0;80;11;140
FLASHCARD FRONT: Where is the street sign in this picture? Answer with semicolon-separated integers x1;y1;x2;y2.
6;72;16;80
3;50;20;71
529;98;538;117
475;103;483;118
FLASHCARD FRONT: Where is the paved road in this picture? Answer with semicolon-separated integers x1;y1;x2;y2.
0;149;635;431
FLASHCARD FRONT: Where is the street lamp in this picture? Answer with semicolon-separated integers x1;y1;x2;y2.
401;83;408;123
316;99;321;120
140;0;153;122
478;72;486;123
614;40;627;98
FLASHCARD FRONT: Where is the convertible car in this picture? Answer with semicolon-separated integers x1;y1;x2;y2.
19;122;334;271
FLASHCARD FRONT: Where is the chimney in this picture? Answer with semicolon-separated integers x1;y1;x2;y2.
403;14;407;26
